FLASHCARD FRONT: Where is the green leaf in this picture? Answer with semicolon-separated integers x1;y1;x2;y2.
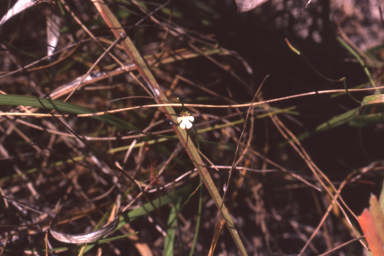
0;94;137;131
361;95;384;106
164;197;182;256
281;108;359;146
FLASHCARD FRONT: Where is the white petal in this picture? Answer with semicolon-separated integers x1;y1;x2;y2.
177;117;183;123
185;120;192;129
187;116;194;122
179;120;187;129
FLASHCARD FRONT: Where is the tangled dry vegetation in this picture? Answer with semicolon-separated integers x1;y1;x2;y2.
1;0;384;255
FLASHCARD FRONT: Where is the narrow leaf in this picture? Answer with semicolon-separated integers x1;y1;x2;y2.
281;108;359;145
0;94;137;131
362;95;384;106
50;217;119;244
0;0;39;25
164;197;182;256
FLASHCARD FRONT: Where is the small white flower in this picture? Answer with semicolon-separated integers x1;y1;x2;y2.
177;111;194;129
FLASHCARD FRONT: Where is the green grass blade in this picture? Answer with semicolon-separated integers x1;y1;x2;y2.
280;108;359;146
361;95;384;106
0;94;137;131
164;196;182;256
189;180;203;256
349;113;384;126
337;36;380;95
344;95;384;127
282;94;384;144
